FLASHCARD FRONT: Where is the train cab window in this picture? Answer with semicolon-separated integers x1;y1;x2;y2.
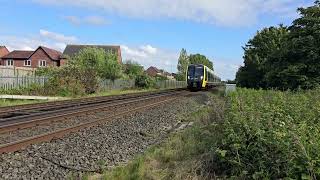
195;66;204;77
188;66;195;76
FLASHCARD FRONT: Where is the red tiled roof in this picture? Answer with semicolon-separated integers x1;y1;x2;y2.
40;46;62;61
147;66;161;73
2;50;34;59
0;46;9;57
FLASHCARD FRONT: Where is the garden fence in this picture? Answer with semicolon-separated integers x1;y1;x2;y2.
0;76;187;91
156;80;187;89
100;79;135;90
0;66;35;77
0;76;48;90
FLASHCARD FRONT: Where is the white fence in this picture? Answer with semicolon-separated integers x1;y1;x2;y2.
0;76;48;90
0;66;35;77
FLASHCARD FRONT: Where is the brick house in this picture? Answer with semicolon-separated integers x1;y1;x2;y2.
62;44;122;64
1;46;62;68
146;66;175;80
0;46;10;66
146;66;161;77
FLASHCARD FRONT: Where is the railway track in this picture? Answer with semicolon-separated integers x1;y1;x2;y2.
0;89;187;154
0;89;183;118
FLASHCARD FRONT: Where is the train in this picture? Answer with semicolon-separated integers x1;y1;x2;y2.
186;64;221;90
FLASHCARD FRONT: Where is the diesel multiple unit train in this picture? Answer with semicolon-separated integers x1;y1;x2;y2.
187;64;221;90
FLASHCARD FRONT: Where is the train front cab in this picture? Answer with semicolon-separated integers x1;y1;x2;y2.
187;64;206;90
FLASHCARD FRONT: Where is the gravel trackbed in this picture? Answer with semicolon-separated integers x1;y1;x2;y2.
0;92;209;179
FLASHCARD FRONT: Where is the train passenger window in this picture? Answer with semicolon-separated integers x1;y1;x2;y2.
206;69;208;81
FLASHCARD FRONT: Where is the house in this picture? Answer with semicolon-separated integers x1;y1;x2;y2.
146;66;161;77
146;66;175;80
62;44;122;64
1;46;62;68
0;46;10;65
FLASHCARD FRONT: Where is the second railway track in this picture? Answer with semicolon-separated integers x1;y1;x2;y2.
0;89;188;153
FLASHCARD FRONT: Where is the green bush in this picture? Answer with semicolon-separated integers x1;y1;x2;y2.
135;74;156;89
212;88;320;179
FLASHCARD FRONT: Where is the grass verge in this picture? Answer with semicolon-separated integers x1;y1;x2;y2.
0;99;46;107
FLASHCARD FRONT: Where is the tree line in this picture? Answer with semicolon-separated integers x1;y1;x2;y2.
236;1;320;90
176;48;214;81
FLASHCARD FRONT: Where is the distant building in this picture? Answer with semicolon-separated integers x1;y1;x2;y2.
146;66;175;80
146;66;161;77
62;44;122;64
1;46;62;68
0;46;10;66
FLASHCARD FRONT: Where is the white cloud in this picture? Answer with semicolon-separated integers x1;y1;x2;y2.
64;16;81;25
140;45;157;55
35;0;306;26
64;15;109;26
214;60;241;81
1;30;78;51
121;45;178;72
40;29;77;42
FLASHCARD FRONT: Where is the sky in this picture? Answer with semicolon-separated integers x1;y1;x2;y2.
0;0;313;80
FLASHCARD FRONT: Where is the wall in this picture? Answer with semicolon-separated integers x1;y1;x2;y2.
0;66;35;77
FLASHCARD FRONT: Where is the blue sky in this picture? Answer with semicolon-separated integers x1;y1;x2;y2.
0;0;313;80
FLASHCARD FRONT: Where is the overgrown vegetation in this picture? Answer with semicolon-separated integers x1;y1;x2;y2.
236;1;320;90
211;88;320;179
102;88;320;179
32;48;164;97
36;47;122;95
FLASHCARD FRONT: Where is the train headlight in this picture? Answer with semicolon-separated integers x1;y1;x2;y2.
201;76;204;80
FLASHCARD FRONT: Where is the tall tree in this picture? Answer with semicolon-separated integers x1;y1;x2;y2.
189;54;214;70
236;26;289;89
284;1;320;89
176;48;189;81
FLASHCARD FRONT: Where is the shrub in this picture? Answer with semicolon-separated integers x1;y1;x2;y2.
135;74;156;89
211;88;320;179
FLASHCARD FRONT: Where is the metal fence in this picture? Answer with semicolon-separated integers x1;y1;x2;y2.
0;76;187;91
0;76;48;90
156;80;187;89
100;79;135;90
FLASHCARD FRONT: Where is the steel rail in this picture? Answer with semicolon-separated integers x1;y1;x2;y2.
0;91;181;134
0;90;181;126
0;89;184;115
0;97;177;154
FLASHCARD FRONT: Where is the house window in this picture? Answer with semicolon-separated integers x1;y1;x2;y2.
39;60;47;67
24;60;31;66
6;60;14;66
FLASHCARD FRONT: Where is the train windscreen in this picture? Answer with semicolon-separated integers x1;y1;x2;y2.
188;65;203;78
